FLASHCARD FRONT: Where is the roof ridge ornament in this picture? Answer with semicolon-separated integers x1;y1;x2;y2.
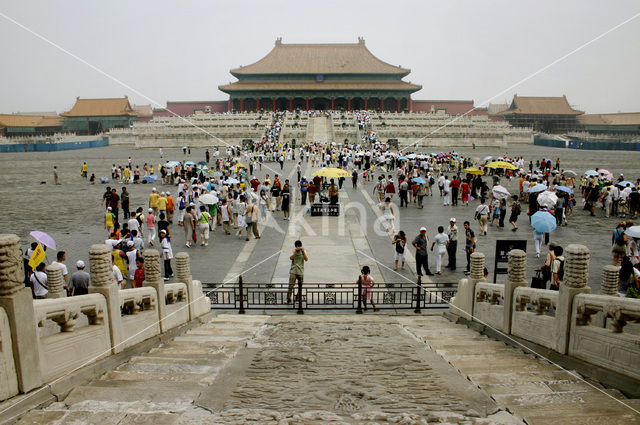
275;37;282;45
358;37;365;45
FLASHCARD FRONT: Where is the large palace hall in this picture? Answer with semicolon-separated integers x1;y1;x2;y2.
218;37;421;113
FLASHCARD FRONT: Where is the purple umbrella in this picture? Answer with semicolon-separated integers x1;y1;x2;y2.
30;230;56;250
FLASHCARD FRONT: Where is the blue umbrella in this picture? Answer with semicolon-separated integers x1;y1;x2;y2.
185;161;195;166
617;180;634;188
531;210;557;233
527;184;548;193
164;161;180;167
584;170;598;177
398;157;408;161
412;177;427;184
143;175;158;183
555;185;573;194
197;160;208;165
224;178;240;185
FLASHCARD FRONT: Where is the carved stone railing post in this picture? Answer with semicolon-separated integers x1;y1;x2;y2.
176;252;194;320
470;252;486;284
556;244;591;354
450;252;486;320
600;265;619;296
88;244;122;353
504;249;527;333
144;249;167;331
0;234;42;392
45;263;66;298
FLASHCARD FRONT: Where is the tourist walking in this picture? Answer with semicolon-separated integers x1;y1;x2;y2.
612;222;628;266
431;226;448;274
69;260;90;296
184;205;196;247
287;240;308;304
618;256;640;297
380;197;396;234
463;221;475;275
160;230;173;280
30;262;48;299
145;208;156;246
220;199;232;235
392;231;406;271
246;201;260;240
281;182;291;220
412;227;433;276
446;218;457;270
358;265;379;312
474;198;490;235
198;205;211;246
509;195;521;231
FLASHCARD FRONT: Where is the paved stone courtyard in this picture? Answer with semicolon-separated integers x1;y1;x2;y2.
1;143;639;292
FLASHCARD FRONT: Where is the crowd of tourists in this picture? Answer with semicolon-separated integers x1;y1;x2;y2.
26;112;640;301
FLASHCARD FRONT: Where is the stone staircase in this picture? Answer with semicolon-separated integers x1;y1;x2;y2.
12;313;640;424
305;115;315;144
398;315;640;425
15;314;270;424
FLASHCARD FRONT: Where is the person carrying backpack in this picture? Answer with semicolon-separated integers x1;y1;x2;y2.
612;222;627;266
551;245;565;290
392;231;407;271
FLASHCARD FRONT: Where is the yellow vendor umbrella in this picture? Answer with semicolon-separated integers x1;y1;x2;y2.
486;161;517;170
234;163;246;172
463;167;484;175
312;167;351;178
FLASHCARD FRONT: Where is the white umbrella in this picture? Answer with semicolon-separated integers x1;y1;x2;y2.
483;155;492;162
199;194;218;205
537;191;558;208
625;226;640;239
491;185;511;199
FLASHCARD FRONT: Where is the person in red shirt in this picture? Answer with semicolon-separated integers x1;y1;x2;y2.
250;177;260;192
133;257;145;288
385;179;396;201
450;175;461;206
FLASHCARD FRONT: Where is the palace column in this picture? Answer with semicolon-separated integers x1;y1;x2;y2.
364;97;368;110
331;97;335;110
346;98;350;112
256;98;260;111
289;98;293;112
272;98;276;112
227;99;232;112
397;98;401;113
409;98;413;112
305;98;309;112
380;97;385;112
239;99;244;112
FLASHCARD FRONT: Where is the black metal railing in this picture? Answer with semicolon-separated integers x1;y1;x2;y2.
201;276;457;314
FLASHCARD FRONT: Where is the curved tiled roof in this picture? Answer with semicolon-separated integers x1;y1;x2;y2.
231;40;410;76
0;114;63;128
502;95;583;116
219;80;421;93
61;97;135;117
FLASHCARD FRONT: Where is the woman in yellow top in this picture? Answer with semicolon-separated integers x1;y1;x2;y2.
111;247;127;287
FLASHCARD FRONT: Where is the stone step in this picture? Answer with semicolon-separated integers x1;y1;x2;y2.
101;370;217;386
63;385;198;407
116;360;220;375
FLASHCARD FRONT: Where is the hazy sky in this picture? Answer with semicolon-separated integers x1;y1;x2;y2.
1;0;639;114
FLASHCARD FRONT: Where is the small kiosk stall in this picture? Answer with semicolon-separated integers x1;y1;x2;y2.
309;167;349;216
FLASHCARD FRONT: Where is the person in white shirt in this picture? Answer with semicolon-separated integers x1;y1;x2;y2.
112;258;124;288
160;230;173;280
30;262;48;298
431;226;449;274
443;176;451;206
474;198;490;235
51;251;69;294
